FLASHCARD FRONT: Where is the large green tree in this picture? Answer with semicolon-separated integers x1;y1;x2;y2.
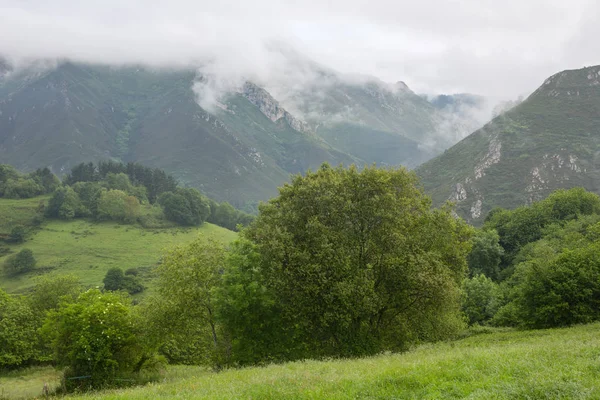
220;164;472;363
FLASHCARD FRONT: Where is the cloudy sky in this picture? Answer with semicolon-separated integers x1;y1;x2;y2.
0;0;598;99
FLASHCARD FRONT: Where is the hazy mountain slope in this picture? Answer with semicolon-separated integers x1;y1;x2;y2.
417;65;600;223
0;62;357;208
0;63;121;172
275;78;441;167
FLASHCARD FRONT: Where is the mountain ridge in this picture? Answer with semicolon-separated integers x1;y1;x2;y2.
417;64;600;223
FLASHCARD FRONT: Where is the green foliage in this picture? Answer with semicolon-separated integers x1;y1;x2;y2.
462;274;502;325
8;225;26;243
0;178;43;199
28;275;82;315
158;188;210;226
207;201;254;231
46;186;86;220
0;165;58;200
485;188;600;269
506;242;600;329
103;267;144;295
215;239;288;365
97;190;140;223
148;237;226;366
0;289;37;367
221;164;472;363
47;323;600;400
72;181;103;216
67;161;178;204
104;173;148;203
3;248;36;276
467;229;504;280
30;167;61;193
42;289;146;390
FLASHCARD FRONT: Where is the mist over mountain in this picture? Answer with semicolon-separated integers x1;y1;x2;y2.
0;58;491;209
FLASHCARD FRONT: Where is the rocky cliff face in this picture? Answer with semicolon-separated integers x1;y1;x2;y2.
240;82;311;134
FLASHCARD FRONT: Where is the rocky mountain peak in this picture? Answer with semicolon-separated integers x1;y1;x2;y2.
239;82;311;133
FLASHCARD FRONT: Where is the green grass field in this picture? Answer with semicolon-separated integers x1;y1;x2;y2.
0;196;48;235
3;323;596;400
0;215;237;294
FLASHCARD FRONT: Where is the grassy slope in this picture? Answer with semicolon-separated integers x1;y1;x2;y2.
0;197;237;294
2;323;594;399
0;196;47;234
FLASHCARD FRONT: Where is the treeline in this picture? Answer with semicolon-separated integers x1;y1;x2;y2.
462;187;600;328
0;165;473;391
0;161;253;232
0;165;60;199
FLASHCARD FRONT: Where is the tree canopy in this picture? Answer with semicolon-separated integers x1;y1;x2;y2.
218;164;473;363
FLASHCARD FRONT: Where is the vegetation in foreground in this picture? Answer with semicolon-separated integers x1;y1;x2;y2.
4;323;600;399
4;164;600;397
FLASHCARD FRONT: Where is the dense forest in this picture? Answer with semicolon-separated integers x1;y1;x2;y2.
2;164;600;393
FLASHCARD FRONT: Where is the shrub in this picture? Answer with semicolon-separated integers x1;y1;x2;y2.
507;243;600;328
103;268;144;294
0;289;37;367
42;289;147;390
8;225;26;243
4;249;36;276
462;274;502;325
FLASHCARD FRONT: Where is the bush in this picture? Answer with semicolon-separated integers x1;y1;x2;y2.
158;188;210;226
462;274;502;325
4;249;36;276
0;289;37;367
103;268;144;294
507;243;600;328
8;225;26;243
97;190;140;223
42;289;148;390
46;187;86;219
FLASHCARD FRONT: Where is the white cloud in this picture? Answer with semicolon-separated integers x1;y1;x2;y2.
0;0;598;100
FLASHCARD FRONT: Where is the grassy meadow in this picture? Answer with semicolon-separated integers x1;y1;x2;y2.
3;323;598;399
0;198;237;294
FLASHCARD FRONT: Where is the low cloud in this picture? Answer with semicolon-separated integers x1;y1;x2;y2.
1;0;599;102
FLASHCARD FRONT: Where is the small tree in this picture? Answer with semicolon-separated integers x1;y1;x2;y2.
103;268;144;294
4;249;36;276
42;289;146;390
467;230;504;280
8;225;26;243
0;289;37;367
46;187;84;219
158;188;210;226
462;274;502;325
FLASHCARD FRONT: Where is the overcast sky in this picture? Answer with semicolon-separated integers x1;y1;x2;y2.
1;0;598;99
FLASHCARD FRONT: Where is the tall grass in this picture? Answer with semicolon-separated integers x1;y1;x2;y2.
59;323;600;399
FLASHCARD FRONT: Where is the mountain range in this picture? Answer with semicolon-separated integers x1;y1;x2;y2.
0;60;481;210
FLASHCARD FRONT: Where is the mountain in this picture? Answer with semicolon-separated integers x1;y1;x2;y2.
417;65;600;223
0;62;358;209
272;76;441;167
0;60;467;208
